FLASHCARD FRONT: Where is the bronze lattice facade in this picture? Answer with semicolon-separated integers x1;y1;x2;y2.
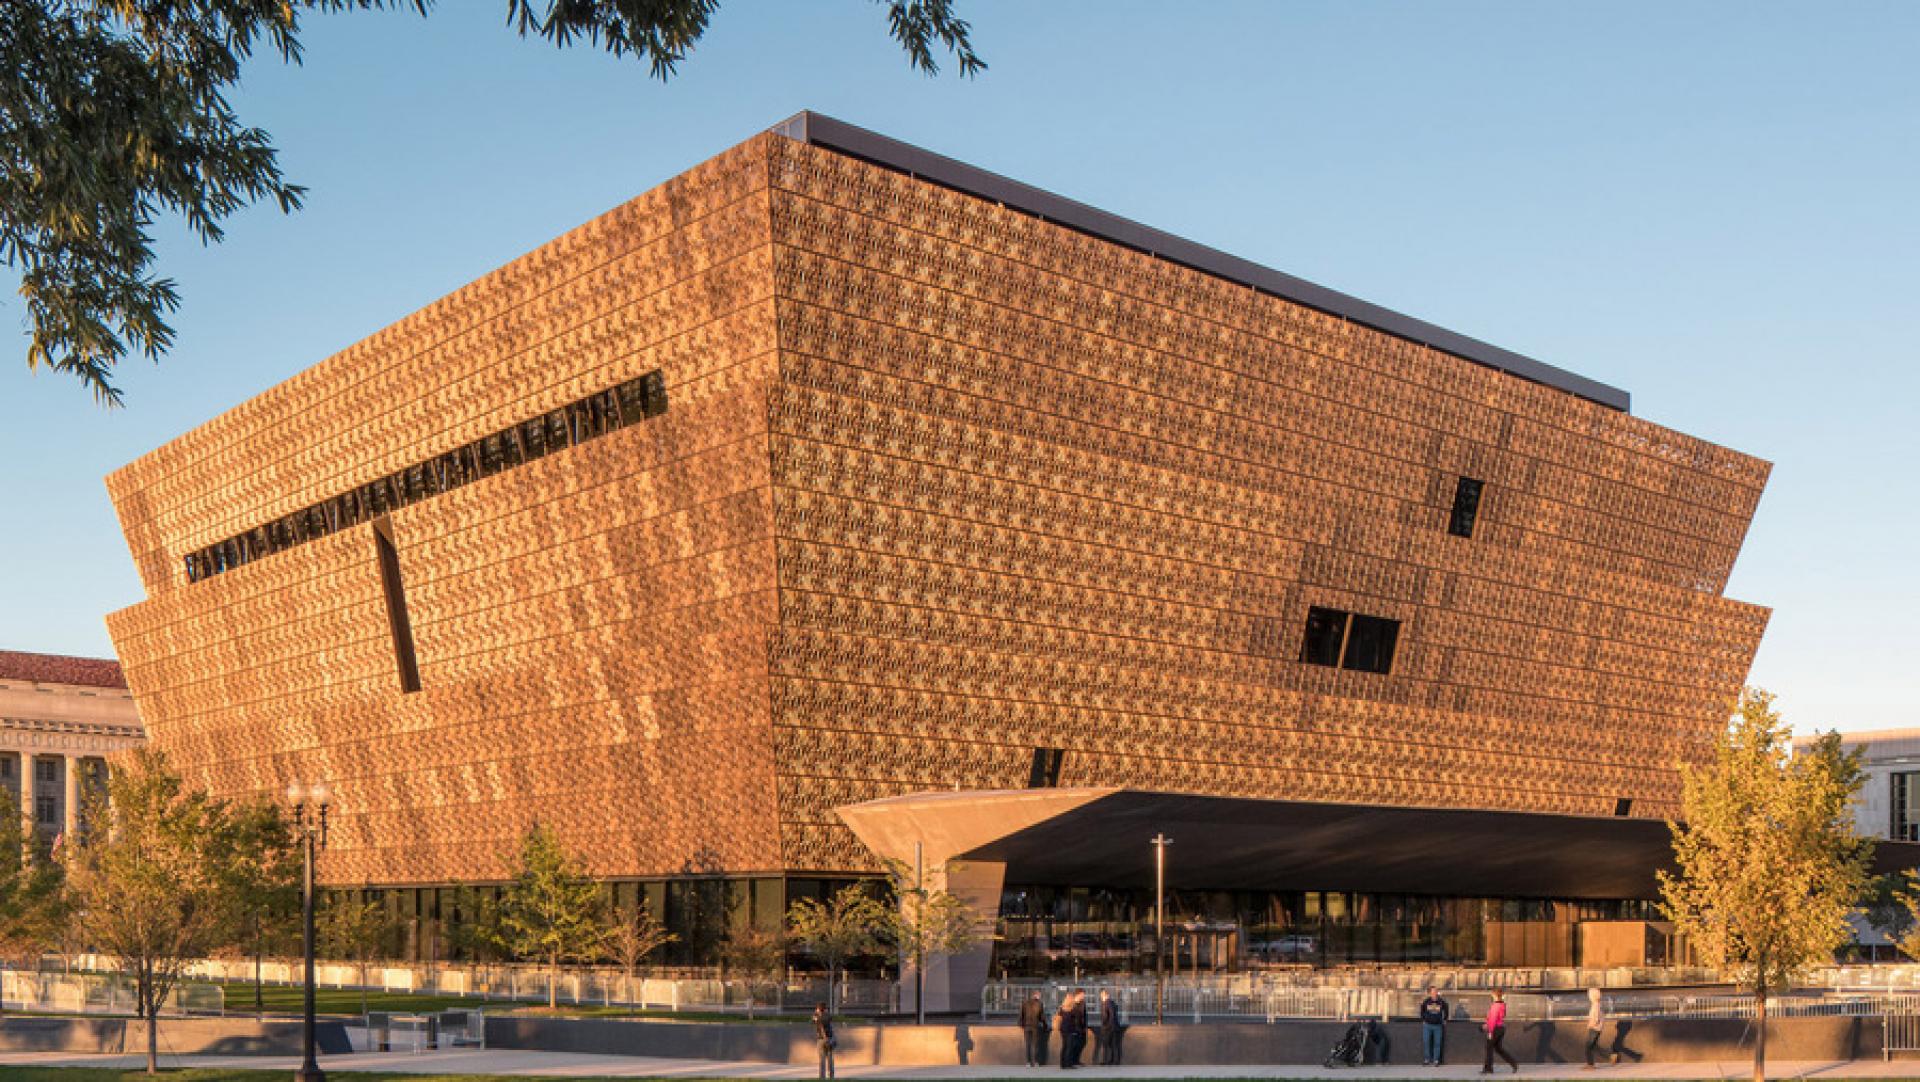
106;115;1770;894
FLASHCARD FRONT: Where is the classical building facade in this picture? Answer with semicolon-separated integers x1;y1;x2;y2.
0;651;145;840
108;113;1780;979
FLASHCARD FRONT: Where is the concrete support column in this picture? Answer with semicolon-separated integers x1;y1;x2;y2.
913;859;1007;1014
62;754;78;841
20;753;36;840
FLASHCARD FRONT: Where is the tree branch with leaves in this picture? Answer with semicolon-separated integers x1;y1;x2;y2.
3;0;982;404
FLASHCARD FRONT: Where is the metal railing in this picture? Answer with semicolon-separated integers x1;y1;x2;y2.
983;978;1394;1022
365;1009;486;1053
1884;995;1920;1059
984;978;1912;1025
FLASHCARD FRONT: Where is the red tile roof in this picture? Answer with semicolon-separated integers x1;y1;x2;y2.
0;651;126;690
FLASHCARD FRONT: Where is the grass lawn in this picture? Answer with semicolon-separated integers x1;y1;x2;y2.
214;983;496;1016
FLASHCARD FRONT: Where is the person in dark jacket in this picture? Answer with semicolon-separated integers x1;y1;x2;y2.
1020;991;1050;1068
1059;989;1088;1068
1420;985;1450;1065
813;1003;836;1079
1097;989;1123;1065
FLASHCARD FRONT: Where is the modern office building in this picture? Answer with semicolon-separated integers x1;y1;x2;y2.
1804;729;1920;845
0;650;146;840
109;113;1783;990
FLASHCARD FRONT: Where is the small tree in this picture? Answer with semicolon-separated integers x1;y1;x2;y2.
881;857;980;1025
787;884;887;1012
1858;870;1920;962
1859;872;1918;960
0;788;66;968
721;924;788;1018
61;749;242;1074
219;800;300;1015
445;885;505;964
497;824;608;1009
606;900;676;1002
319;891;395;1014
1659;688;1873;1082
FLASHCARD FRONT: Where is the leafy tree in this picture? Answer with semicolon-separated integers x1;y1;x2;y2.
318;889;395;1014
1659;688;1874;1082
786;883;886;1012
60;749;243;1074
605;898;676;999
496;824;608;1009
719;924;787;1019
4;0;983;405
0;788;66;966
880;857;979;1025
217;800;300;1015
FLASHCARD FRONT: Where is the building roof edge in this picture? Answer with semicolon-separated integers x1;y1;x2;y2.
771;110;1631;414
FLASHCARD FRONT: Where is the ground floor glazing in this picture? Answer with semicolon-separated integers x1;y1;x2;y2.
328;877;1679;973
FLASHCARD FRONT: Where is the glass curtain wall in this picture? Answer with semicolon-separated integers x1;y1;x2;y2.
993;884;1666;976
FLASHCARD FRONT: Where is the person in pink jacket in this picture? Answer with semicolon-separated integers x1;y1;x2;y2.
1481;989;1519;1073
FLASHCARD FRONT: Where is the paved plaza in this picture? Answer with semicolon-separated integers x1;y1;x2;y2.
5;1049;1920;1079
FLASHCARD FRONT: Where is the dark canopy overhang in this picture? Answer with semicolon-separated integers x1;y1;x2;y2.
839;789;1920;902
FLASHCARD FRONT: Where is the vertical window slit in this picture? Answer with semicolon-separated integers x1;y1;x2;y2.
372;515;422;694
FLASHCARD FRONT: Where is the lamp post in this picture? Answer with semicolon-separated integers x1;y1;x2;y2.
287;781;331;1082
1150;833;1171;1025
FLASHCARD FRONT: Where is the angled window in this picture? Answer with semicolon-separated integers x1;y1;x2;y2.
372;516;422;694
1300;607;1350;667
1613;798;1634;817
1341;615;1400;675
1448;477;1485;539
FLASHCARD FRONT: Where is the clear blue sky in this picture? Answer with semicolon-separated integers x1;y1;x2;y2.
2;1;1914;736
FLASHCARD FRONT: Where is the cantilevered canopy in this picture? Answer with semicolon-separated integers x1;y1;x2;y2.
839;789;1920;901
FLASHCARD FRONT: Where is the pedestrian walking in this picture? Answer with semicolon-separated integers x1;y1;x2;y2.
1097;988;1123;1065
1481;989;1518;1074
1420;984;1450;1065
813;1002;837;1080
1021;991;1050;1068
1583;987;1606;1069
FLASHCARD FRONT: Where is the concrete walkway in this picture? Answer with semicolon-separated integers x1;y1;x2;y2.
4;1049;1920;1079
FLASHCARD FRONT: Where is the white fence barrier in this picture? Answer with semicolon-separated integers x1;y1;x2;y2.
0;970;222;1016
73;953;894;1014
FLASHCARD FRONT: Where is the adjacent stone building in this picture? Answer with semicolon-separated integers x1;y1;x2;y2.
106;113;1775;979
0;650;145;840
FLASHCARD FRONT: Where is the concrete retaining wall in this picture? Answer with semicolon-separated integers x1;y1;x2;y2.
487;1015;1882;1066
0;1016;352;1055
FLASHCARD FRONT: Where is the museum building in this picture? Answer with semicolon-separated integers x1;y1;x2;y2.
108;113;1786;997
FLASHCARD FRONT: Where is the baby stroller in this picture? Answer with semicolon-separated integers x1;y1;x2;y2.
1325;1019;1374;1068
